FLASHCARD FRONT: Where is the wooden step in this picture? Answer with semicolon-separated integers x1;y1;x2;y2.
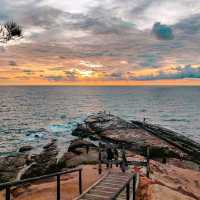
82;193;111;200
94;185;122;191
75;172;136;200
89;189;114;196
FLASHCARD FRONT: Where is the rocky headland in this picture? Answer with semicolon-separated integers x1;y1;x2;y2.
0;111;200;200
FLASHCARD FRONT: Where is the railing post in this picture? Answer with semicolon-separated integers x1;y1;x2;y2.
132;175;136;200
57;175;61;200
126;183;130;200
146;146;150;178
79;169;82;194
5;186;10;200
98;145;102;174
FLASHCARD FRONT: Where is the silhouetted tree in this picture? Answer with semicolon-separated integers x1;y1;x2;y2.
4;21;22;40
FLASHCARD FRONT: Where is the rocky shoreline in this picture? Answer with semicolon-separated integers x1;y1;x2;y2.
72;112;200;164
0;111;200;199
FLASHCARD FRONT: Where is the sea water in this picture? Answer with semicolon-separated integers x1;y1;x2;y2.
0;86;200;155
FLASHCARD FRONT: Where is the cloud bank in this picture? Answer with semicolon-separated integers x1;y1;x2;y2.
0;0;200;84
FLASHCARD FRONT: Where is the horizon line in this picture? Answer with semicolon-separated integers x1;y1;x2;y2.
0;84;200;87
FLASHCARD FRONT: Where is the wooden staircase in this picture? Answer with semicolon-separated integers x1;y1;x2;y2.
75;171;139;200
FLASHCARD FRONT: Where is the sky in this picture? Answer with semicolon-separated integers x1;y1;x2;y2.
0;0;200;85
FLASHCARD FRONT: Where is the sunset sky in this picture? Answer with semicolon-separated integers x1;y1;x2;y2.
0;0;200;85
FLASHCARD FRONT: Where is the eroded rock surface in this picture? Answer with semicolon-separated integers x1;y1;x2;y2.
58;139;99;168
21;140;59;179
68;139;97;154
0;154;27;182
72;112;192;161
149;161;200;200
19;146;33;153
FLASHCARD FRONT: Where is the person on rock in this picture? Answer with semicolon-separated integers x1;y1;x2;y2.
113;147;119;167
120;147;128;172
106;145;114;168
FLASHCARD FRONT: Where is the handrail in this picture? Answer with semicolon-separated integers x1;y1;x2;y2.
110;173;139;200
0;167;83;200
75;171;110;200
134;173;140;195
110;174;134;200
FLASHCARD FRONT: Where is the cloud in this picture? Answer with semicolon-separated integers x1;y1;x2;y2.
43;75;66;82
38;0;98;13
79;60;104;68
102;0;200;30
42;70;79;82
138;53;161;68
1;0;200;84
9;60;17;66
173;65;200;79
65;70;78;81
68;6;135;35
23;69;34;75
175;14;200;34
109;72;124;80
0;76;9;80
130;65;200;80
152;22;174;40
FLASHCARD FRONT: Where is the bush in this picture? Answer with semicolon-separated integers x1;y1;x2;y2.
4;21;22;39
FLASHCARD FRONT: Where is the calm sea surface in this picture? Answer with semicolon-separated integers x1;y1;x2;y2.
0;86;200;155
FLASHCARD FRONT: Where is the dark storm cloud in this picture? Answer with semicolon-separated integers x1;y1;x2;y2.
152;22;174;40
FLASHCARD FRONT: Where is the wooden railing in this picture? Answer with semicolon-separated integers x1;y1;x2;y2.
0;167;82;200
110;173;140;200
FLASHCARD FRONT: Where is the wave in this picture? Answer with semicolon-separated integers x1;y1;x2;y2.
163;118;190;122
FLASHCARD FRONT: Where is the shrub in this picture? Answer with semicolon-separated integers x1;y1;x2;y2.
4;21;22;39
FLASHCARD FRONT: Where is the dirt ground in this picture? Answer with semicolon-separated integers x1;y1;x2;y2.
0;165;103;200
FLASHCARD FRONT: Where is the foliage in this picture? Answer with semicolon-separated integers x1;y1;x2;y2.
4;21;22;40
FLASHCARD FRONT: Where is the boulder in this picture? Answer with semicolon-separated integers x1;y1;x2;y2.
57;152;75;169
68;139;97;153
0;155;27;183
21;140;59;179
19;146;33;153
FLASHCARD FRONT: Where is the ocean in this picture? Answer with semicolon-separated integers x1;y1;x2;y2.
0;86;200;155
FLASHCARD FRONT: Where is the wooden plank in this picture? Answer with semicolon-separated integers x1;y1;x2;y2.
94;186;121;191
103;180;125;184
107;175;129;179
74;172;135;200
89;190;114;195
100;182;123;187
83;193;110;200
74;171;110;200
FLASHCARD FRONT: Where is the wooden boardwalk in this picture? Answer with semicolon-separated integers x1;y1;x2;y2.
75;171;138;200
